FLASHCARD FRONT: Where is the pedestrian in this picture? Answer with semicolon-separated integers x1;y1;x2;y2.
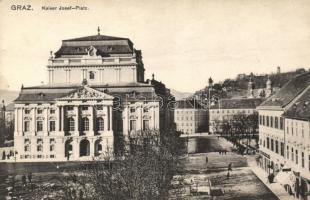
227;171;230;179
205;156;208;165
27;172;32;184
22;174;27;186
224;150;227;155
228;163;232;171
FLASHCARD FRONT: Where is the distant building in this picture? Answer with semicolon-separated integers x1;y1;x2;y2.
257;72;310;198
248;76;275;99
209;98;263;133
174;100;207;134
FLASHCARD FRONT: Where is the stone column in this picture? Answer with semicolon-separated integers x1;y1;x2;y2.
74;106;79;135
14;108;18;136
58;106;61;131
104;106;108;132
90;105;94;135
109;106;112;131
32;107;36;133
61;106;65;132
45;107;49;134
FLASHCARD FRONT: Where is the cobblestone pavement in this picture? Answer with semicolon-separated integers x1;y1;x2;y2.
170;136;279;200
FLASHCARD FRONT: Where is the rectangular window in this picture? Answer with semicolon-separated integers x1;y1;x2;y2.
24;121;30;132
280;117;284;129
287;146;289;159
280;142;284;156
296;150;298;164
275;140;279;154
271;139;274;151
267;137;270;149
82;106;88;111
143;120;149;130
143;107;149;113
37;145;43;152
37;121;43;131
25;109;30;114
275;117;278;129
67;106;74;111
50;145;55;151
24;145;30;152
259;115;262;125
302;152;305;168
291;148;294;162
49;121;55;131
263;116;265;126
50;109;55;114
130;107;135;113
270;116;273;128
37;109;43;114
130;120;136;131
266;116;269;126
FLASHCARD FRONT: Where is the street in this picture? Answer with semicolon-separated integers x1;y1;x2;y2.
170;136;279;200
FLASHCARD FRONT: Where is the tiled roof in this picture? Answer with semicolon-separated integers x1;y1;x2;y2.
14;83;159;103
63;35;128;42
210;98;263;109
55;45;133;57
54;34;134;58
175;100;204;109
259;72;310;108
283;87;310;120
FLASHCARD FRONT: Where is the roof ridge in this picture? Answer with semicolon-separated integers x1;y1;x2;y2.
63;34;129;41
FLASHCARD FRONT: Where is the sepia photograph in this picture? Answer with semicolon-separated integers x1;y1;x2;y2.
0;0;310;199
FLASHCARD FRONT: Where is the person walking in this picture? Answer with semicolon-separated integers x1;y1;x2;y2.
22;174;27;186
228;163;232;171
27;172;32;184
205;155;209;165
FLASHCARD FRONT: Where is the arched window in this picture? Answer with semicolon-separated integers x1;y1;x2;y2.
97;117;104;131
68;118;75;131
89;71;95;79
82;117;89;131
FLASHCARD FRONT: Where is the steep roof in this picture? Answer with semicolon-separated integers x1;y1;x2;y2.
259;72;310;108
14;83;158;103
283;87;310;121
54;34;134;58
63;34;128;42
175;100;204;109
210;98;263;110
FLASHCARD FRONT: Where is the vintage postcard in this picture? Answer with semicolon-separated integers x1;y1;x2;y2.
0;0;310;199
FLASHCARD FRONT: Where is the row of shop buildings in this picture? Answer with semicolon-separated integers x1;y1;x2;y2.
258;72;310;200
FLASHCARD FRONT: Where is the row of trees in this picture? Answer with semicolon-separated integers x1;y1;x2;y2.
212;112;259;151
18;129;185;199
0;117;14;147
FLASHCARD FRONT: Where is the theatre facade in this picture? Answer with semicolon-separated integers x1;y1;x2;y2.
13;30;173;162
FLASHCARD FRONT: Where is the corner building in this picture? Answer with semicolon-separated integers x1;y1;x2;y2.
13;32;172;162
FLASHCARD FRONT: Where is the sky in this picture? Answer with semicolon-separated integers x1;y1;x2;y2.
0;0;310;92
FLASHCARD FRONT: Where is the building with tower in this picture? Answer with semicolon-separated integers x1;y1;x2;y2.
11;29;173;162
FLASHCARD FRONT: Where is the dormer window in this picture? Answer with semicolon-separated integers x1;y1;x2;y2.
89;71;95;80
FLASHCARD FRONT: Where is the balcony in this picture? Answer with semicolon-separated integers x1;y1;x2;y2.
48;57;136;67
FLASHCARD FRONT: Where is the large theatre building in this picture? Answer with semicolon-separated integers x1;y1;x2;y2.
13;31;172;162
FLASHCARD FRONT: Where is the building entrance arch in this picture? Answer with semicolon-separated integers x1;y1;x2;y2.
80;139;90;157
